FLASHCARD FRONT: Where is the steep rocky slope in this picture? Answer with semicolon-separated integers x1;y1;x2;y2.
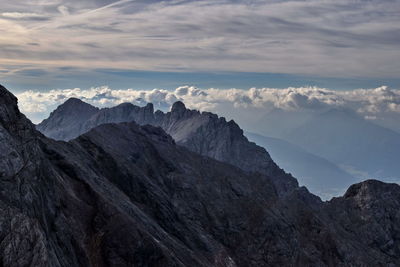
2;84;400;266
37;99;297;195
323;180;400;265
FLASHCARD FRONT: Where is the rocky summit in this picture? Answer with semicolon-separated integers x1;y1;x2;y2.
1;84;400;266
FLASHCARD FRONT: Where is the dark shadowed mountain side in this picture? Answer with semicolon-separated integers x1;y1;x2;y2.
37;99;298;195
3;84;400;266
246;132;360;200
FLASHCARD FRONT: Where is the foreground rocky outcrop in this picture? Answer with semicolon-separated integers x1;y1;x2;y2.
2;84;400;266
38;99;297;195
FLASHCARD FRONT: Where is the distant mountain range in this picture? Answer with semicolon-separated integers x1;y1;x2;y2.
245;132;359;199
250;108;400;184
2;84;400;265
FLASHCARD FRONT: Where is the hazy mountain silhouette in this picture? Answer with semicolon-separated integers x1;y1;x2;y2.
253;108;400;183
246;132;359;199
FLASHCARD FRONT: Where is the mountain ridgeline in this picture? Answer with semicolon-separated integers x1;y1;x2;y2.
38;98;298;195
0;85;399;266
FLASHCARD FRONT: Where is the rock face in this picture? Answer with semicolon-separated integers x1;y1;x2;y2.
37;100;297;195
38;98;99;141
323;180;400;264
1;84;400;266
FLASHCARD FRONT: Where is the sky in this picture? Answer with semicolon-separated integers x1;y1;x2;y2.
0;0;399;124
0;0;400;92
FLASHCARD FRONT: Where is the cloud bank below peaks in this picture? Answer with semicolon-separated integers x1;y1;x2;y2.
16;86;400;133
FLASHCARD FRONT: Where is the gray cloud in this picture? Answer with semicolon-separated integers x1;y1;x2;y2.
0;0;399;77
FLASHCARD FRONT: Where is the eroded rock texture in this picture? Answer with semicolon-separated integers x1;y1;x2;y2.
0;85;398;266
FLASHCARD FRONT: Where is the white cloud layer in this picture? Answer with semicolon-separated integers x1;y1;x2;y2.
16;86;400;133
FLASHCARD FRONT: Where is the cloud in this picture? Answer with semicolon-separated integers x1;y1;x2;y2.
57;5;70;16
16;86;400;130
1;12;48;20
0;0;399;77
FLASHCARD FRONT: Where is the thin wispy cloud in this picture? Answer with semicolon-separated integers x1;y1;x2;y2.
1;12;48;20
0;0;399;79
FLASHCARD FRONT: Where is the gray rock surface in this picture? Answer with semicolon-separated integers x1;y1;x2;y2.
37;100;298;195
1;85;399;266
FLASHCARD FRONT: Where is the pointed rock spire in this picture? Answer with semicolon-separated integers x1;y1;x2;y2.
171;101;186;113
170;101;187;120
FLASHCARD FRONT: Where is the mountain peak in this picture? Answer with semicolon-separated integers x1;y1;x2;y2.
0;84;18;114
227;119;243;134
0;84;36;138
344;179;400;199
37;97;100;140
0;84;23;125
64;97;84;104
171;101;186;113
144;102;154;113
61;97;96;110
0;84;11;95
50;98;99;117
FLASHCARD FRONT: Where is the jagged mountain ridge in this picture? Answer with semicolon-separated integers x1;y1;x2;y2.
2;84;400;266
38;99;298;195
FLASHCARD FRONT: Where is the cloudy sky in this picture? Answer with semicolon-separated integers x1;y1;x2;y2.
1;0;400;91
1;0;400;124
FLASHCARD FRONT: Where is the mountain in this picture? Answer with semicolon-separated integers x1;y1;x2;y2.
246;132;359;200
284;109;400;181
2;84;400;266
38;98;99;140
253;108;400;182
37;99;298;195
